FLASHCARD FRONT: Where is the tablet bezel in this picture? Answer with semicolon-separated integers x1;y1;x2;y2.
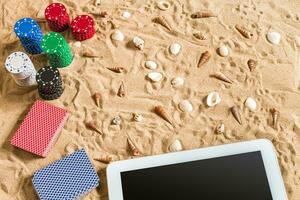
107;139;287;200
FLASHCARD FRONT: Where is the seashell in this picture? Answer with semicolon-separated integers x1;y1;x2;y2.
147;72;163;82
178;100;193;113
132;36;145;50
245;97;257;111
127;138;140;156
107;67;125;73
210;72;233;84
112;116;122;125
169;42;181;55
93;92;102;108
157;1;171;11
82;48;98;58
36;10;46;22
218;45;229;57
215;123;225;134
295;36;300;46
111;30;125;41
133;113;143;122
169;139;183;152
152;16;172;31
86;121;102;135
145;60;158;70
122;11;131;18
206;92;221;107
73;41;81;48
110;20;119;29
231;106;242;125
191;10;216;18
247;59;257;72
197;51;211;68
94;0;101;6
154;105;173;125
171;77;184;87
193;32;207;40
235;25;253;39
91;11;108;18
117;82;125;97
270;108;279;128
266;31;281;45
94;154;113;164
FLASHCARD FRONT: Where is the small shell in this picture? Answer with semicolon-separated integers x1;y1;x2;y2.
107;67;125;73
154;105;173;125
218;45;229;57
270;108;279;128
73;41;81;48
117;82;125;97
82;48;98;58
210;72;233;84
193;32;207;40
169;139;183;152
171;77;184;87
157;1;171;10
206;92;221;107
197;51;211;68
247;59;257;72
122;11;131;18
112;116;122;125
132;36;145;50
111;30;125;41
36;9;45;22
90;11;108;17
94;155;113;164
231;106;242;125
147;72;163;82
295;36;300;46
235;25;253;39
86;121;102;135
169;42;181;55
152;16;172;31
133;113;143;122
215;123;225;134
145;60;158;70
93;92;102;107
178;100;193;113
127;138;140;156
267;31;281;45
191;10;216;18
94;0;101;6
245;97;257;111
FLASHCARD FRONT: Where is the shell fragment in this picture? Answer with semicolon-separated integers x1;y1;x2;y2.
133;36;145;50
206;92;221;107
122;11;131;18
171;77;184;87
157;1;171;11
111;30;125;41
178;100;193;113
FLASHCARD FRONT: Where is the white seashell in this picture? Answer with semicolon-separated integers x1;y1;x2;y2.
73;41;81;48
157;1;171;11
122;11;131;18
169;42;181;55
94;0;101;6
178;100;193;113
133;113;143;122
133;36;145;50
145;60;158;70
147;72;163;82
112;116;121;125
266;31;281;45
245;97;257;111
206;92;221;107
111;30;125;41
218;45;229;57
169;139;183;152
171;77;184;87
295;36;300;46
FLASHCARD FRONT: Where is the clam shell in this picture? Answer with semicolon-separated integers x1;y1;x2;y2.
267;31;281;45
171;77;184;87
133;36;145;50
169;139;183;152
169;42;181;55
147;72;163;82
218;45;229;57
111;30;125;41
178;100;193;113
157;1;171;10
122;11;131;18
73;41;82;48
145;60;158;70
245;97;257;111
206;92;221;107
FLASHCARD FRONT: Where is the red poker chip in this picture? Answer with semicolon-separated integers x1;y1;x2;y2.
45;3;70;32
70;15;95;41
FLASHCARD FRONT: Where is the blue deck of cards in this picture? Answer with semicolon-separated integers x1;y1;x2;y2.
32;149;100;200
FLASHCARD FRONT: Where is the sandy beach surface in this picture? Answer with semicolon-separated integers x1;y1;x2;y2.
0;0;300;199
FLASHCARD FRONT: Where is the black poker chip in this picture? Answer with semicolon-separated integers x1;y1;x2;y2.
38;88;64;100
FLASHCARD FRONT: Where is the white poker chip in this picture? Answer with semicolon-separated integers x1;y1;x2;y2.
14;71;37;87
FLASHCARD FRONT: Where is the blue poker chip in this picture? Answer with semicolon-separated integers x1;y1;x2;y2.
14;18;42;39
32;149;100;200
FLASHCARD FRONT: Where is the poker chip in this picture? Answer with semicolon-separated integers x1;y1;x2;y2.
70;15;95;41
14;72;37;87
45;3;70;32
14;18;43;54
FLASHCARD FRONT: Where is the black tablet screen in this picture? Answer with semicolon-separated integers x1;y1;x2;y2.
121;151;273;200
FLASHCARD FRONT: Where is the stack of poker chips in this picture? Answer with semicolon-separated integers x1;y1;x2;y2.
41;32;73;68
32;149;100;199
5;52;37;86
45;3;70;32
70;15;95;41
36;66;64;100
14;18;43;55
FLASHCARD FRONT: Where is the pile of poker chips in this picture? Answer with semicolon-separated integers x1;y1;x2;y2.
14;18;43;55
70;15;95;41
41;32;73;68
32;149;100;199
5;52;37;86
45;3;70;32
36;66;63;100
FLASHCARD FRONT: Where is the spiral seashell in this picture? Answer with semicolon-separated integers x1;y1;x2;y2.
94;154;113;164
107;67;125;73
86;121;103;135
82;48;98;58
191;10;216;18
152;16;172;31
127;138;140;156
132;36;145;50
235;25;253;39
93;92;102;108
169;139;183;152
231;106;242;125
117;82;125;97
193;32;207;40
270;108;279;128
154;105;173;125
210;72;233;84
197;51;211;68
247;59;257;72
133;113;143;122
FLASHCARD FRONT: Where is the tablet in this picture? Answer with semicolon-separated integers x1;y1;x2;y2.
107;139;287;200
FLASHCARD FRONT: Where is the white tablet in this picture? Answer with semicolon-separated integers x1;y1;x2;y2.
107;139;287;200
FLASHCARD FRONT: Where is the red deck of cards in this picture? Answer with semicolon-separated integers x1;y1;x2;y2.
70;15;95;41
11;100;69;157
